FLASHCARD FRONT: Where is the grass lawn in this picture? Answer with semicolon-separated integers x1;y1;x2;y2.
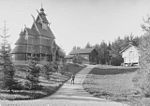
0;63;85;100
83;66;141;105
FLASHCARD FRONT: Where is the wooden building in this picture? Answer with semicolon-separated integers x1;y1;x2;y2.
66;48;98;64
120;43;140;66
12;7;62;64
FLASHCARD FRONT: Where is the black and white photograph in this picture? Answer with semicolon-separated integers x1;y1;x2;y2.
0;0;150;106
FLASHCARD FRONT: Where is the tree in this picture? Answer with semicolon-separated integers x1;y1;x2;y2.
0;22;16;93
94;41;110;64
135;16;150;96
72;46;81;51
85;42;92;48
26;56;40;90
72;46;77;50
72;55;82;64
110;37;123;66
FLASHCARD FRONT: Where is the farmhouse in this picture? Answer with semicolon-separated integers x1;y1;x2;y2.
120;43;140;66
66;48;98;64
12;7;63;64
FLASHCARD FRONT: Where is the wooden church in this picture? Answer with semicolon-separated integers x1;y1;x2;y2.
12;7;63;64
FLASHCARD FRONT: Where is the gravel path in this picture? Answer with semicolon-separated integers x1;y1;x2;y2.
0;65;129;106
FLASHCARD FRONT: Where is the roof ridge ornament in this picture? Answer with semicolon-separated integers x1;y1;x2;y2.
31;14;41;35
40;3;44;12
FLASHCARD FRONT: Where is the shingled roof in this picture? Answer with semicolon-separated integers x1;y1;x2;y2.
34;23;55;38
69;48;95;55
15;34;27;45
25;27;38;36
120;43;138;54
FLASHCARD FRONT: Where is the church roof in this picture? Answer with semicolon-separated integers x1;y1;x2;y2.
25;27;38;36
15;35;27;45
34;23;55;38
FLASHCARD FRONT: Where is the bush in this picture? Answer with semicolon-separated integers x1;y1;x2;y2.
42;62;58;80
72;55;82;64
111;55;123;66
25;58;40;90
11;81;23;90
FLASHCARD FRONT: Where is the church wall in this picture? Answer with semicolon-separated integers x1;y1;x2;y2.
13;54;26;60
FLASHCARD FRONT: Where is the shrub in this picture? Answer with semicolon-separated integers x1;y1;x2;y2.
72;55;83;64
11;81;23;90
42;62;57;80
25;58;40;90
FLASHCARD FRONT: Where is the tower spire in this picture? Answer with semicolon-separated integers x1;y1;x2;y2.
41;2;43;9
40;2;44;12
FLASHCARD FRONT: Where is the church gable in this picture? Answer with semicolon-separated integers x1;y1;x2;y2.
30;8;55;39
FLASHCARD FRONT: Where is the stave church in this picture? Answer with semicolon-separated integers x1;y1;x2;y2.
12;7;64;64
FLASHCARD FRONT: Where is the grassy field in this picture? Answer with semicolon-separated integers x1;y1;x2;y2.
83;66;141;105
0;63;85;100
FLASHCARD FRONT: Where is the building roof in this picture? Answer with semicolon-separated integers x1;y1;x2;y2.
15;35;27;45
69;48;95;55
25;27;39;36
34;23;55;38
120;43;138;54
65;55;74;59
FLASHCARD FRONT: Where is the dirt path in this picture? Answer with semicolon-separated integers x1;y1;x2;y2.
0;65;129;106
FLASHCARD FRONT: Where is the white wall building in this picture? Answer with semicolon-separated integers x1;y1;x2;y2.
120;44;140;66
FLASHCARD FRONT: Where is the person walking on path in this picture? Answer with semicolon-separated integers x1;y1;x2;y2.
71;74;75;84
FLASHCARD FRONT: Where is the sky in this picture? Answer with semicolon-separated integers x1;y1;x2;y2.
0;0;150;54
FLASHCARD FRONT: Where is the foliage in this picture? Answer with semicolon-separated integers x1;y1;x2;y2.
136;16;150;97
72;46;81;51
26;57;40;90
1;50;17;93
55;47;66;61
0;28;17;93
72;55;83;64
85;42;92;48
95;41;110;64
42;62;57;80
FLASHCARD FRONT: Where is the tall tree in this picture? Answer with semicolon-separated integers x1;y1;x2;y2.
0;22;16;93
85;42;92;48
94;41;109;64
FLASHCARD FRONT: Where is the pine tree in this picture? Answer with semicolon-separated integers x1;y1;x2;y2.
85;42;92;48
0;22;16;93
26;56;40;90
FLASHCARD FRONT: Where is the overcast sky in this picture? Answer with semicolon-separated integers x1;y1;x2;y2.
0;0;149;54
